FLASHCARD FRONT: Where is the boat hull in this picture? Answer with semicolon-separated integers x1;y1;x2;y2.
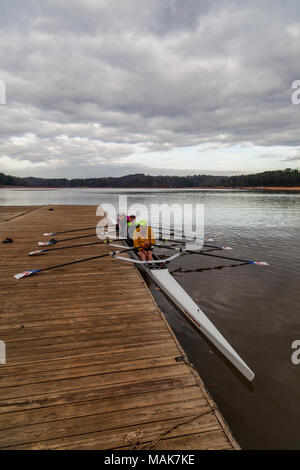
151;269;255;382
122;240;255;382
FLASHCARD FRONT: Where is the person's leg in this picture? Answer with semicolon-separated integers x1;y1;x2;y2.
145;250;153;261
137;250;146;261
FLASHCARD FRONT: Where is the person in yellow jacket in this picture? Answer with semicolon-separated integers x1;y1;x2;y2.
133;222;155;261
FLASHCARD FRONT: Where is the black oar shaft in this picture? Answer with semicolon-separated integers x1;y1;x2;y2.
41;240;107;253
53;226;95;235
159;236;194;244
58;233;96;242
160;237;221;250
39;247;134;273
46;223;117;236
154;226;197;236
51;229;116;243
196;251;250;263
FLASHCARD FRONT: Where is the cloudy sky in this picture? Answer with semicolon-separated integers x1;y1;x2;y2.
0;0;300;178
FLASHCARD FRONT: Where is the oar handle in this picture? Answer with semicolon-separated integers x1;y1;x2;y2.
37;240;107;253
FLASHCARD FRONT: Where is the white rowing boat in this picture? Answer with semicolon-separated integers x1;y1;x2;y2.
110;239;255;382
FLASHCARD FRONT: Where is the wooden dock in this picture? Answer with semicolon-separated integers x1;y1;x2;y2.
0;205;239;450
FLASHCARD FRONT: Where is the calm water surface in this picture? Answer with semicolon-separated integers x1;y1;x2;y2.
1;187;300;449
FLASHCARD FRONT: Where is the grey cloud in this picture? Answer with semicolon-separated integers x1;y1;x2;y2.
0;0;300;177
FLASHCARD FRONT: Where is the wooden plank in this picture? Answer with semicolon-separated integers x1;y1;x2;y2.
5;324;168;347
0;302;158;321
155;430;232;450
0;341;179;378
0;364;190;400
0;355;180;388
3;339;175;366
0;311;159;333
0;386;204;430
0;398;210;448
0;206;42;223
5;331;171;361
9;413;220;450
0;375;196;415
1;319;165;342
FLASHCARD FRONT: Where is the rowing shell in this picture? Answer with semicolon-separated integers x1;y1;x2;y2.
112;240;255;382
151;269;254;381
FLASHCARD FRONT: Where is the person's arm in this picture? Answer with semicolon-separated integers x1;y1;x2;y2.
149;228;155;246
133;230;142;250
144;228;155;248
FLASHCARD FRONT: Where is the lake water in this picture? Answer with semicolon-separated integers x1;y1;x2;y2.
1;187;300;449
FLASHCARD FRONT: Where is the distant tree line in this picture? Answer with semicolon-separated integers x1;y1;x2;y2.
224;168;300;187
0;168;299;188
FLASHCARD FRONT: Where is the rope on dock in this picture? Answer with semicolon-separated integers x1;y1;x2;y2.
124;406;217;450
123;353;219;450
124;429;144;450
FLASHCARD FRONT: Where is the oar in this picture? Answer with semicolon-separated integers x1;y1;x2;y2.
44;223;212;241
158;243;269;266
29;239;113;256
44;226;96;236
159;237;228;250
159;235;214;243
38;233;95;246
156;230;214;243
152;225;213;240
38;230;116;246
43;223;116;236
196;251;269;265
14;247;135;279
39;225;179;247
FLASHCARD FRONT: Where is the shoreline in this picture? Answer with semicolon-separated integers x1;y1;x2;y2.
240;186;300;191
1;185;300;191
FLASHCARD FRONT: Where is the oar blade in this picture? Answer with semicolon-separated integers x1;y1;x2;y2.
206;245;233;251
43;232;55;236
29;250;45;256
251;261;269;266
14;270;39;280
38;241;56;246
